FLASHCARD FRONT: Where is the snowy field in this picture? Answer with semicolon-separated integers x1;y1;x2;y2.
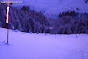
0;28;88;59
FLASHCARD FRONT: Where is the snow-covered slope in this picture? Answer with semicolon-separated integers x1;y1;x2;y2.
0;28;88;59
2;0;88;18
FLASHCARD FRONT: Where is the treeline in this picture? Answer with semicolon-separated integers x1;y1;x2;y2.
50;16;88;34
58;10;88;18
0;4;88;34
0;4;49;33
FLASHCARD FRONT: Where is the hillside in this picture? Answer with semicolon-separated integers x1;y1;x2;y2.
0;4;88;34
0;4;49;33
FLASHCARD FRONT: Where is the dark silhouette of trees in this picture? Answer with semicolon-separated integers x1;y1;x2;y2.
58;10;79;17
21;6;29;11
84;0;88;3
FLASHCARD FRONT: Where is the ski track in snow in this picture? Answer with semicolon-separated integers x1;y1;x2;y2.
0;28;88;59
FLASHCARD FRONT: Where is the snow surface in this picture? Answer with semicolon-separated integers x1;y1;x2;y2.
2;0;88;18
0;28;88;59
